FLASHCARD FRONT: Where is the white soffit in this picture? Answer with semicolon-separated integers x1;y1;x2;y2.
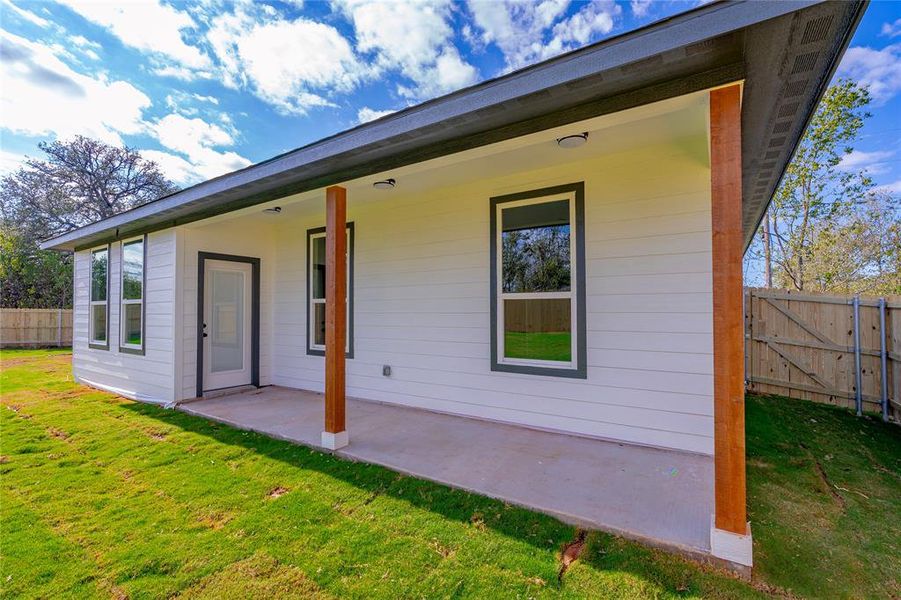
201;89;712;226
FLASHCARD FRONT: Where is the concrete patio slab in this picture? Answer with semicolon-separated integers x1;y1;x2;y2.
179;386;714;557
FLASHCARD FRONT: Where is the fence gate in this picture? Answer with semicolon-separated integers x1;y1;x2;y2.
745;288;898;420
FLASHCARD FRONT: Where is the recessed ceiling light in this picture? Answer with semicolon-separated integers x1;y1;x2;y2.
373;178;396;190
262;206;282;214
556;132;589;148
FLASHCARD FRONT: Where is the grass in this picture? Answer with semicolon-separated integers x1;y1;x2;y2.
504;331;571;362
1;349;898;599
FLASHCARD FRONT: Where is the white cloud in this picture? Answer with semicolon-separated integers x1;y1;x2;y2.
56;0;211;74
205;8;255;90
201;1;475;112
238;19;361;111
549;0;620;49
340;0;453;68
68;34;102;61
2;0;50;27
76;46;100;61
0;148;27;174
206;7;365;114
874;179;901;195
838;43;901;104
148;113;251;184
0;30;151;144
881;18;901;38
151;145;250;184
357;106;395;123
163;91;221;117
69;34;100;50
467;0;567;70
154;113;233;156
467;0;620;71
193;93;219;105
838;149;895;175
140;149;196;185
396;46;478;99
0;26;251;188
630;0;653;18
336;0;478;100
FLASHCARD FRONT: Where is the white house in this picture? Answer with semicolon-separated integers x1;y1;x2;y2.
42;0;865;571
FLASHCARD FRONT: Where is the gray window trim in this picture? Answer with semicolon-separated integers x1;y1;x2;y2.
88;244;110;350
489;182;587;379
118;235;147;356
306;222;354;359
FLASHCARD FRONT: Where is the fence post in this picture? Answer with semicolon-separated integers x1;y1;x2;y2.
746;289;753;393
852;295;862;417
879;298;889;422
57;308;63;347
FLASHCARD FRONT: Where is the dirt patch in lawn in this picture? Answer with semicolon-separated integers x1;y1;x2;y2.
47;427;70;441
267;486;289;499
1;352;73;369
177;553;334;599
197;511;233;530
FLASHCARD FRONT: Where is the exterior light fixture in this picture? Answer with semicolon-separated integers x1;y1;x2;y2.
556;132;589;148
373;178;396;190
262;206;282;214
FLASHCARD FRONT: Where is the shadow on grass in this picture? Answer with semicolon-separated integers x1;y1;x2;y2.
119;400;576;554
117;398;753;598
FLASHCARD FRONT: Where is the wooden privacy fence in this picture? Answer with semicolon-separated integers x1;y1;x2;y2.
504;298;571;333
0;309;73;348
745;288;899;421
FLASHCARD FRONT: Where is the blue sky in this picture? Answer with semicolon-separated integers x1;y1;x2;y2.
1;0;899;191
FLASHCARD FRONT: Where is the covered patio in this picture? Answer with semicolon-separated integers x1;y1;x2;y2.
179;386;714;559
37;2;869;573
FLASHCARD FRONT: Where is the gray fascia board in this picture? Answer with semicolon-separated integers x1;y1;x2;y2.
41;0;823;251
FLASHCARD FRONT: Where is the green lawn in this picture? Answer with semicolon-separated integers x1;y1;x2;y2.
504;331;572;362
1;349;899;599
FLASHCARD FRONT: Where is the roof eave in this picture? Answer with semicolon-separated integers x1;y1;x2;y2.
40;0;862;252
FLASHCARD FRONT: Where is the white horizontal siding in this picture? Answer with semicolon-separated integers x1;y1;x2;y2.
270;142;715;454
177;220;276;399
72;230;177;403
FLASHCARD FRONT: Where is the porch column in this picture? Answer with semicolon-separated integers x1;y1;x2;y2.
322;185;348;450
709;84;752;568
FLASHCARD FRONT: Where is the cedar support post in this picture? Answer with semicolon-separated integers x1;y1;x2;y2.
322;185;348;450
709;84;752;569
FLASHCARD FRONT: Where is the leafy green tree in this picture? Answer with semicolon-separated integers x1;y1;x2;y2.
0;228;72;308
804;191;901;295
0;137;176;308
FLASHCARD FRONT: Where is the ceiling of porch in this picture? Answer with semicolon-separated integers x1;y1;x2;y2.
200;91;710;227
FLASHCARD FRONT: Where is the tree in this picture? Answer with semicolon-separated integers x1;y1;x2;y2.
804;191;901;295
763;79;875;291
502;226;571;292
2;136;177;243
0;227;72;308
0;136;177;308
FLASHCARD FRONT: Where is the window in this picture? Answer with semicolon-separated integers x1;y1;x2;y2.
89;245;109;349
306;223;354;357
490;183;586;378
120;236;145;354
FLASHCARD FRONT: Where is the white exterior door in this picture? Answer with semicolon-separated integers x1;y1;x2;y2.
203;259;252;391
